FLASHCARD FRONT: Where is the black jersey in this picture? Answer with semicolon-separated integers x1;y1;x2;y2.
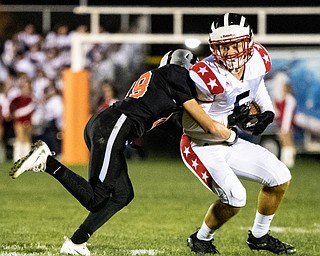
114;64;196;136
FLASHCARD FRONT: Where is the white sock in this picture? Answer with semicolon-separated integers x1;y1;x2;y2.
21;142;31;157
281;146;296;168
196;222;214;241
251;211;274;238
13;142;22;162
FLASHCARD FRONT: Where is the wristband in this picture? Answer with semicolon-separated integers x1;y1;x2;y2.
226;129;237;144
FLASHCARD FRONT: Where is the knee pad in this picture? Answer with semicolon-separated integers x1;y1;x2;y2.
215;174;246;207
266;153;292;186
229;183;246;207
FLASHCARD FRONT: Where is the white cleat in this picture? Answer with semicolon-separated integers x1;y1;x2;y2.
9;140;52;179
60;236;91;255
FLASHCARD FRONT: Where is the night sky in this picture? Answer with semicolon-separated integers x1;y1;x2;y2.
3;0;320;7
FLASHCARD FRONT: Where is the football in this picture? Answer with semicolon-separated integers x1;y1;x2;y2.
249;101;261;115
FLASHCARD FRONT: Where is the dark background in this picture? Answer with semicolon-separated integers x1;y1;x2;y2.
1;1;320;41
3;0;320;6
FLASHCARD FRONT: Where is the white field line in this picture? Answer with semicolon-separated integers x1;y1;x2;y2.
0;254;53;256
240;224;320;233
0;246;161;256
130;249;160;255
0;244;53;256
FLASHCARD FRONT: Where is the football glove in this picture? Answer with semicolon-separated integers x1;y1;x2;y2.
244;111;275;135
238;115;259;130
228;103;250;126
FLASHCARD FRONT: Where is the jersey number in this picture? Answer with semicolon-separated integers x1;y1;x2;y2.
128;71;152;99
234;90;250;107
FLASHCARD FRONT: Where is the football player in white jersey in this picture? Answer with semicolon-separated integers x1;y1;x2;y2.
181;13;296;254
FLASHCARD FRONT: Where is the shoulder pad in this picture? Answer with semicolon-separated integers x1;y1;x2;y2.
253;42;272;73
190;61;224;94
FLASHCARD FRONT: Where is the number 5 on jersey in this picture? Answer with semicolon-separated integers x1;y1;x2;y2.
128;71;152;99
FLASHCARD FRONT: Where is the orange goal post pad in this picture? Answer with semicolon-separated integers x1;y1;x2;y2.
62;69;90;165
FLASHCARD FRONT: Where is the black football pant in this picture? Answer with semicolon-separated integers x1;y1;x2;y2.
45;107;137;243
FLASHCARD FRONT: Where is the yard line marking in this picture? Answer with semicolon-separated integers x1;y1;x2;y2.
130;249;159;255
240;225;320;233
0;253;52;256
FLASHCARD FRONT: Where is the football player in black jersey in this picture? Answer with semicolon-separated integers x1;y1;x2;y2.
10;49;237;255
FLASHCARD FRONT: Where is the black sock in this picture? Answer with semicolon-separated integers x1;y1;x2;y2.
45;155;94;209
71;226;91;244
45;155;65;177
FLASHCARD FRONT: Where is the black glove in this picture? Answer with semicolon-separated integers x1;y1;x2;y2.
225;127;238;146
239;115;259;130
245;111;275;135
228;103;250;126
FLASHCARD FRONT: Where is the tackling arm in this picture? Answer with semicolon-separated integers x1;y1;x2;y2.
182;99;236;144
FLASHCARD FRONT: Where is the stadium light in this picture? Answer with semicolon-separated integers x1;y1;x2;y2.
184;38;201;49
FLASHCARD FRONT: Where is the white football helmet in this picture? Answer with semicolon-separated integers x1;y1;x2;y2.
209;13;254;73
159;49;198;70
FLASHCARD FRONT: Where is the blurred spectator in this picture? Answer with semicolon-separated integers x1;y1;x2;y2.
272;72;297;168
31;70;50;139
44;23;70;50
13;51;37;79
41;81;63;156
74;24;88;34
0;83;6;162
55;24;71;51
0;58;9;83
4;73;20;107
42;47;64;80
32;69;50;101
2;33;26;68
9;74;35;161
109;17;149;99
63;25;89;68
1;75;17;161
96;80;118;112
17;24;41;50
88;46;116;112
26;42;46;69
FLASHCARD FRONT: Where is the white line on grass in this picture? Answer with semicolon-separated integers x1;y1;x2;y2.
240;224;320;234
0;254;53;256
130;249;160;255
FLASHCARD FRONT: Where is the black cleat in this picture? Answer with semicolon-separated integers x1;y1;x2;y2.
247;230;296;254
187;232;219;254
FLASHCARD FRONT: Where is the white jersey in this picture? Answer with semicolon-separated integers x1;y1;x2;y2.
180;43;292;206
183;42;274;143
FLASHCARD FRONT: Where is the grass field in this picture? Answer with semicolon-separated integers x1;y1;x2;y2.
0;155;320;255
